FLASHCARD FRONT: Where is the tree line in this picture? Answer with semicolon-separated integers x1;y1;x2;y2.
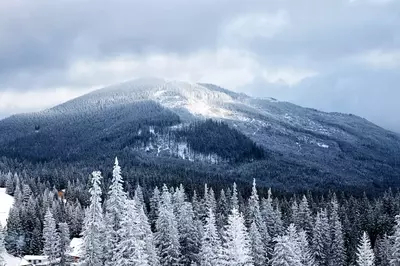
2;159;400;265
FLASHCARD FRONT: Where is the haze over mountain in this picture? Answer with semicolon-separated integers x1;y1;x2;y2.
0;78;399;191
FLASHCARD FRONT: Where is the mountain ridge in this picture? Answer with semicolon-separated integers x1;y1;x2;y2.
0;78;399;191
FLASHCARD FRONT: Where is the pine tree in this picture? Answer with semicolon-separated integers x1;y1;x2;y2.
374;234;390;266
231;183;239;212
105;158;128;266
155;185;182;266
200;208;222;266
5;172;14;196
0;225;5;266
80;171;105;266
137;204;160;266
134;184;146;208
313;209;331;266
114;200;149;266
249;222;267;266
216;189;229;232
391;214;400;266
291;200;300;226
271;235;302;266
330;197;345;266
58;222;70;266
298;195;313;237
356;232;374;266
247;180;268;265
177;202;201;265
221;208;253;266
298;229;316;266
43;209;60;265
5;205;22;255
149;187;161;227
261;189;283;238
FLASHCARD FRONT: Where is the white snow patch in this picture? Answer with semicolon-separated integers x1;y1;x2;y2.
0;188;14;227
149;126;155;135
68;238;84;258
317;142;329;149
2;252;30;266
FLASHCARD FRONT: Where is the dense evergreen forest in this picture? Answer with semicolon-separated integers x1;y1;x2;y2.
1;158;400;265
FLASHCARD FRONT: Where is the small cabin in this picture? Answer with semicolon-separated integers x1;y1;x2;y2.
23;255;49;266
68;237;83;264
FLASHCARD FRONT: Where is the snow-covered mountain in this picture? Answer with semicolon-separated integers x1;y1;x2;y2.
1;78;400;191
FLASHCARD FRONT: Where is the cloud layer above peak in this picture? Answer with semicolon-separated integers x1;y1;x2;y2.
0;0;399;131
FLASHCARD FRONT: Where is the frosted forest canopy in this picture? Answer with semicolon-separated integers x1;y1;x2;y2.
1;158;400;266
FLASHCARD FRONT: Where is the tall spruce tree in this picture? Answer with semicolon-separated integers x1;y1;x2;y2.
356;232;374;266
200;208;222;266
374;234;390;266
391;214;400;266
271;235;302;266
221;208;253;266
155;185;182;266
313;209;331;266
247;179;268;265
298;229;316;266
114;200;149;266
0;225;5;266
58;222;70;266
43;209;60;265
80;171;105;266
137;204;160;266
330;197;345;266
105;158;128;266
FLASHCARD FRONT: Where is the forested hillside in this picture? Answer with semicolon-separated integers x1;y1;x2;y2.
1;159;400;265
1;79;400;192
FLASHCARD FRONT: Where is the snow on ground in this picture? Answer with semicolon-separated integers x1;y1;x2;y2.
2;252;30;266
0;188;14;227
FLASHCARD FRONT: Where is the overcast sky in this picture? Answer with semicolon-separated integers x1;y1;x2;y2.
0;0;399;132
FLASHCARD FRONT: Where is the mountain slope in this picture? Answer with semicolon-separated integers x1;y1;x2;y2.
0;78;399;191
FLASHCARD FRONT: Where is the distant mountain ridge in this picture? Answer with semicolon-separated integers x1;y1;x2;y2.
1;78;399;191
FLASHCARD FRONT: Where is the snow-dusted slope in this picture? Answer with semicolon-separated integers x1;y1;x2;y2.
43;78;399;156
1;78;400;190
49;78;239;120
0;188;14;227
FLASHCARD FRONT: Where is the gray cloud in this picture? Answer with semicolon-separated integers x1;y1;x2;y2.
0;0;400;132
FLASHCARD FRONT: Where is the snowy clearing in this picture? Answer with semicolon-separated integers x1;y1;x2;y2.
0;188;14;227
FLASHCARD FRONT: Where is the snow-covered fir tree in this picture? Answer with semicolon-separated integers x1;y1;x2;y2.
247;179;268;265
114;199;149;266
374;234;390;266
298;195;312;238
230;183;239;212
356;232;374;266
149;187;161;227
298;229;316;266
271;235;302;266
58;222;70;266
176;201;201;265
249;221;267;266
313;208;331;266
391;214;400;266
105;157;128;266
80;171;105;266
155;184;182;266
43;209;60;265
330;196;345;266
221;207;253;266
0;225;5;266
261;189;283;238
137;204;160;266
200;208;222;266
